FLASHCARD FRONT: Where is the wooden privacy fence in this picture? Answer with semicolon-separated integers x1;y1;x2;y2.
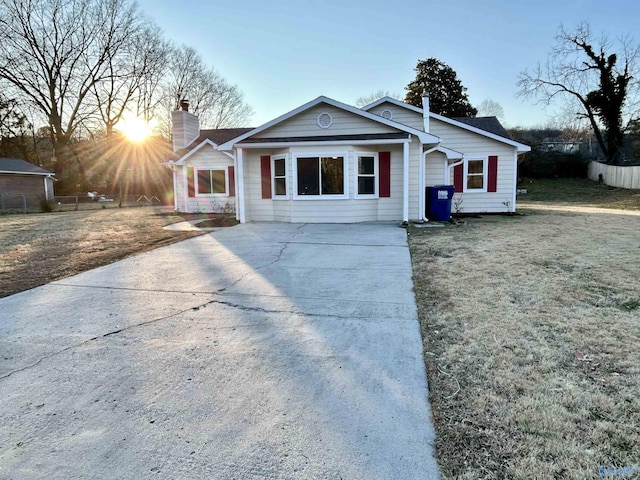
588;162;640;189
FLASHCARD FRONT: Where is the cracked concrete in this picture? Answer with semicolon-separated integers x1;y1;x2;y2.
0;222;439;479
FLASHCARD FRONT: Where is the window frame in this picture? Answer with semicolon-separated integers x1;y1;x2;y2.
194;167;228;196
292;152;349;200
354;152;379;199
464;157;487;193
271;154;289;200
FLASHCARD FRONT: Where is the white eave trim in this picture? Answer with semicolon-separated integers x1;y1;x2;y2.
235;138;412;148
361;96;531;153
0;170;53;176
436;146;464;160
218;95;440;150
361;96;425;115
429;112;531;152
173;138;219;165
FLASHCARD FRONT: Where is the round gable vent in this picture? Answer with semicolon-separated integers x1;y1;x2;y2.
317;112;333;129
381;109;393;120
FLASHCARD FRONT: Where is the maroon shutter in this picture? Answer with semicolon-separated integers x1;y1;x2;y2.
187;167;195;197
488;155;498;192
453;164;463;193
379;151;391;198
260;156;271;199
228;166;235;197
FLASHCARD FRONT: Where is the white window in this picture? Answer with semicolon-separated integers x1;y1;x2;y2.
354;153;378;198
196;168;227;196
272;155;288;199
465;158;486;192
293;153;348;199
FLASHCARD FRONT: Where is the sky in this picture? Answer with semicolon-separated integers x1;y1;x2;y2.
136;0;640;129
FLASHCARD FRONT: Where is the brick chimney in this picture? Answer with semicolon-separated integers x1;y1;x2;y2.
171;99;199;152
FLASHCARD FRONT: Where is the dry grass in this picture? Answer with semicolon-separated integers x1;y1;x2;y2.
409;208;640;479
520;178;640;210
0;207;204;297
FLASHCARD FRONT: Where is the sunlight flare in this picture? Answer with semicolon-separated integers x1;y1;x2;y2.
119;114;153;142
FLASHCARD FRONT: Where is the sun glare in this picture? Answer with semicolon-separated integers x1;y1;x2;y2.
120;114;152;142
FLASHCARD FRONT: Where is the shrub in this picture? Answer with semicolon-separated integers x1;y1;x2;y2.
519;151;589;179
39;196;53;213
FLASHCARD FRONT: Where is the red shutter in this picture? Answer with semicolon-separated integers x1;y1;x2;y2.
379;151;391;198
453;164;463;193
488;155;498;192
228;166;235;197
187;167;195;197
260;156;271;199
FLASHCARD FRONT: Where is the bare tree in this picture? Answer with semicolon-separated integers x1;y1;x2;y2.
89;24;169;138
518;23;640;164
0;0;142;190
477;99;505;121
162;44;253;129
355;90;403;108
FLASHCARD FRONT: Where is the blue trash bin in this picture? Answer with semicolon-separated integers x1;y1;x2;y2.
425;185;455;221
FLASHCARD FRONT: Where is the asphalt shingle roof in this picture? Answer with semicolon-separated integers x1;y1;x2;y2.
0;158;53;175
450;116;511;139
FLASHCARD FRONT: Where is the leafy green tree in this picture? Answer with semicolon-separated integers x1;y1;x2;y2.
518;23;639;165
405;58;477;117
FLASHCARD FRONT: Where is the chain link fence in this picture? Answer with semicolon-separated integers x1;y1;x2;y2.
0;193;168;214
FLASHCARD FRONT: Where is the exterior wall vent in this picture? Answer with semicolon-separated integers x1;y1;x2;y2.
381;109;393;120
317;112;333;129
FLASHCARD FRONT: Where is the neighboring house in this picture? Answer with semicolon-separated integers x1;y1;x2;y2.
166;96;530;223
0;158;55;209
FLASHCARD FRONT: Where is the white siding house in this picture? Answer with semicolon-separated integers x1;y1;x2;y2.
167;96;530;223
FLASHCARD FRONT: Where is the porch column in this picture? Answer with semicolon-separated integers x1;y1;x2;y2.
236;147;246;223
402;140;409;224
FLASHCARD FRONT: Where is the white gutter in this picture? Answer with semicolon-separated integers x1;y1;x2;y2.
445;158;464;185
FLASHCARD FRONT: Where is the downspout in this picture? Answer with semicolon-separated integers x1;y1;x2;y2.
221;151;239;220
420;146;439;222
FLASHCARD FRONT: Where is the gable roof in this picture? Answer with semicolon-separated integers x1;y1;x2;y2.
0;158;53;175
170;128;253;164
174;128;253;157
450;117;511;139
218;96;440;150
361;96;530;152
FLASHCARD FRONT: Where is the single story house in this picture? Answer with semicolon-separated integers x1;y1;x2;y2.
0;158;55;209
166;95;530;223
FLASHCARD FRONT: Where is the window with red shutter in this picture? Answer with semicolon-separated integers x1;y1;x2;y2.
260;156;272;199
379;151;391;197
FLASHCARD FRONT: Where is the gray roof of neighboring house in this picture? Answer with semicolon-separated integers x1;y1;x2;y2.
450;116;511;139
0;158;53;175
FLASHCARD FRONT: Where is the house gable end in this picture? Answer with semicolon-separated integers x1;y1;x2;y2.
174;139;219;165
218;96;439;150
252;104;405;139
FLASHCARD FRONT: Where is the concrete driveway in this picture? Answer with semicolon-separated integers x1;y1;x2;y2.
0;223;438;479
